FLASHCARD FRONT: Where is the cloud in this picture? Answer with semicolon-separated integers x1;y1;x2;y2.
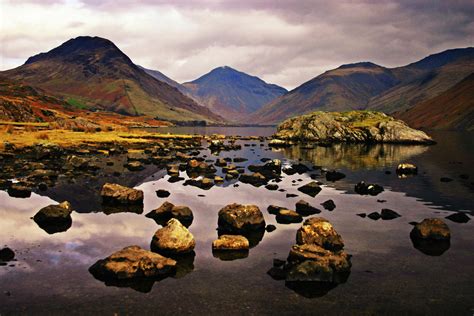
1;0;473;89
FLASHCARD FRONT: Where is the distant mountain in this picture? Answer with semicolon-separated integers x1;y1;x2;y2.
138;65;188;93
1;36;222;122
252;62;399;124
252;47;474;124
396;73;474;131
182;66;287;121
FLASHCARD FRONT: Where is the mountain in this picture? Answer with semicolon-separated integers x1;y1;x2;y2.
396;73;474;131
253;47;474;124
138;65;188;93
367;48;474;113
182;66;287;121
1;36;222;122
252;62;399;124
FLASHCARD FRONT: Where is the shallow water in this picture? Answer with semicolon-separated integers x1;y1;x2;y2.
0;130;473;315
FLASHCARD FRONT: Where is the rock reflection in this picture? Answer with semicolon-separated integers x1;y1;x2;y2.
33;217;72;234
101;204;143;215
410;231;451;256
212;249;249;261
172;251;195;279
280;143;428;170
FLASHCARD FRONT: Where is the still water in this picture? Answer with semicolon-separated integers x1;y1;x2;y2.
0;130;473;314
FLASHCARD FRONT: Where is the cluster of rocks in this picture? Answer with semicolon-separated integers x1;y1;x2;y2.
268;217;351;296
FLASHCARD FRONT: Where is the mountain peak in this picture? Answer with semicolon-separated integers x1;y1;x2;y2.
25;36;127;65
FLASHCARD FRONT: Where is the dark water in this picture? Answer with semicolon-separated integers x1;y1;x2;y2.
0;130;473;315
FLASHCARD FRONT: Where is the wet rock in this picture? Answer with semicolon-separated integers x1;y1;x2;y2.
233;157;247;163
266;224;276;232
0;248;15;262
101;183;144;205
286;193;298;198
67;155;89;170
156;189;171;198
265;184;279;190
127;150;149;162
445;212;470;223
89;245;176;288
354;181;384;196
410;218;451;256
396;163;418;175
269;139;292;147
411;218;450;241
295;200;321;216
276;209;303;224
214;176;224;184
183;177;214;190
215;158;227;167
239;172;267;187
218;203;266;233
212;235;249;251
283;163;310;175
151;219;196;255
296;217;344;251
380;208;401;220
146;202;194;227
125;161;144;171
168;175;184;183
325;170;346;182
33;201;73;234
321;200;336;211
367;212;381;220
357;213;366;218
7;183;32;198
297;181;322;197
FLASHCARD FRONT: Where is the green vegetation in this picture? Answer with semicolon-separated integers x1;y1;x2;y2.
67;97;88;109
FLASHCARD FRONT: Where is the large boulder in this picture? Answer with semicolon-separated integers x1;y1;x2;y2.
146;201;194;227
274;111;435;144
218;203;266;233
33;201;73;234
151;219;196;255
101;183;143;205
296;217;344;251
89;245;176;280
410;218;451;256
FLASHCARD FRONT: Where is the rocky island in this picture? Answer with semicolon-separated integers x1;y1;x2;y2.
272;111;435;145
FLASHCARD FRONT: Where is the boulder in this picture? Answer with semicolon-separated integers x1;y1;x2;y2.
7;184;31;198
297;181;322;197
218;203;266;233
156;189;171;198
0;247;15;262
411;218;450;241
295;200;321;216
276;209;303;224
151;219;196;255
380;208;401;220
125;161;145;171
354;181;384;196
212;235;250;251
146;201;194;227
321;199;336;211
89;245;176;280
101;183;144;205
239;172;267;187
296;217;344;251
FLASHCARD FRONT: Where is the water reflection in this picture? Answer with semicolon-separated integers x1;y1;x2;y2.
409;231;451;256
281;143;429;170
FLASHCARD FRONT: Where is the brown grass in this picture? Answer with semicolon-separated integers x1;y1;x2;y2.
35;132;49;140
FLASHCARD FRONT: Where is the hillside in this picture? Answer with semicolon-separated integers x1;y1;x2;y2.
396;73;474;131
1;36;222;123
252;47;474;125
252;62;399;124
138;65;188;94
182;66;287;121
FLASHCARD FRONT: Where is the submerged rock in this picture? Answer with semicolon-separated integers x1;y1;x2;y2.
89;245;176;290
273;111;435;144
101;183;143;205
155;189;171;198
325;170;346;182
297;181;322;197
218;203;266;233
276;209;303;224
445;212;470;223
151;219;196;255
380;208;401;220
146;201;194;227
321;200;336;211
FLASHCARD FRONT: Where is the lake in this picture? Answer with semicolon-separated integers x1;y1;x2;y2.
0;129;473;314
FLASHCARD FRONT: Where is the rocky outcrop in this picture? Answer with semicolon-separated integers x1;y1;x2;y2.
89;246;176;281
217;203;266;233
101;183;144;205
146;201;194;227
273;111;435;144
151;219;196;255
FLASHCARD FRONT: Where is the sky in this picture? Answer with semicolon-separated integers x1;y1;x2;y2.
1;0;473;90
